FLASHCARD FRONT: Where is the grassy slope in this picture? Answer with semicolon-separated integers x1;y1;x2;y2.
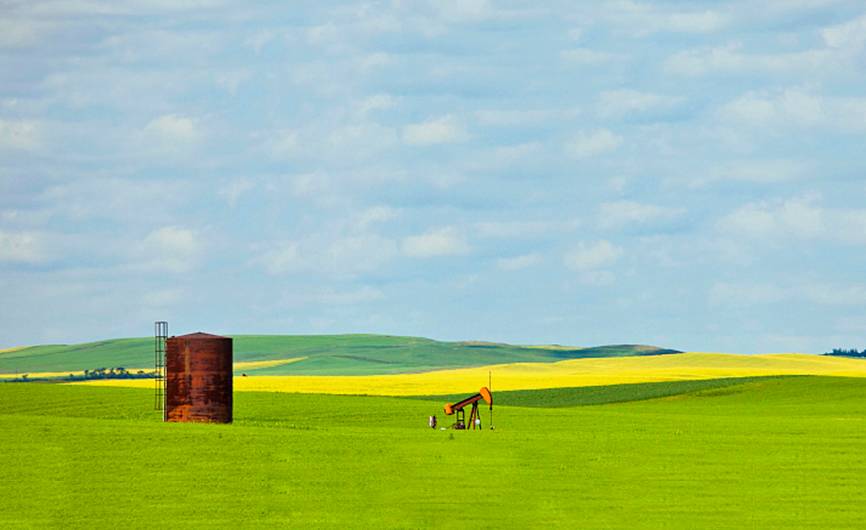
2;377;866;528
0;334;676;375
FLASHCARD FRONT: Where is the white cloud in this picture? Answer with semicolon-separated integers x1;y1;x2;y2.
137;226;202;273
710;281;866;307
718;196;824;241
717;88;866;133
821;14;866;50
253;234;398;276
597;89;681;118
0;230;47;263
664;44;831;77
717;195;866;248
142;288;183;307
143;114;199;144
355;206;399;229
0;119;41;150
659;11;728;34
218;178;254;207
0;18;55;48
269;129;300;159
598;201;684;230
358;94;398;114
304;286;385;306
468;142;541;170
403;115;468;145
565;129;622;158
358;52;393;71
328;122;397;155
474;108;560;126
437;0;493;22
474;219;580;239
600;3;729;36
402;227;470;257
560;48;615;65
686;159;807;188
564;240;622;271
256;241;300;275
709;282;788;306
497;253;542;271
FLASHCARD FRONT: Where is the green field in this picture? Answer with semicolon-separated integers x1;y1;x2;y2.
2;376;865;528
0;334;678;375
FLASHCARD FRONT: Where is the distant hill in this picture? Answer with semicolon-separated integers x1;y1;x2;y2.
0;334;681;376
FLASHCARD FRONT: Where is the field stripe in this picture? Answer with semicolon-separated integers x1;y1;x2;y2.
65;352;866;396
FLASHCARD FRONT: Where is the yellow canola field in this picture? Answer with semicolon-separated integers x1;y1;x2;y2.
68;352;866;396
0;370;86;379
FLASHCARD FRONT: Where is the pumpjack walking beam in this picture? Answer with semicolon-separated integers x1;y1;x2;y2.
443;387;493;430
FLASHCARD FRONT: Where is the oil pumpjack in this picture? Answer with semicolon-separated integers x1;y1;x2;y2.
443;387;493;430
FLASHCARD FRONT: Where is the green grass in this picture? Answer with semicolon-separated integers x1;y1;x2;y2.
0;334;678;375
2;376;865;527
407;376;797;407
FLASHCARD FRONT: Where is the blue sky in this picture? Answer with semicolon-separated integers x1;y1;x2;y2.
1;1;866;352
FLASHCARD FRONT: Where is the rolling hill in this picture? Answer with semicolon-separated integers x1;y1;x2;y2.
0;334;679;376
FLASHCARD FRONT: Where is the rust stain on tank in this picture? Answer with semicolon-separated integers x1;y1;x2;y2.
165;332;232;423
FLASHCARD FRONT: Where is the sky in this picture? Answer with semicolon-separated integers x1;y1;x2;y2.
1;1;866;352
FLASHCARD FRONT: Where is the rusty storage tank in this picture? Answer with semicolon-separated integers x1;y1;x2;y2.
165;332;232;423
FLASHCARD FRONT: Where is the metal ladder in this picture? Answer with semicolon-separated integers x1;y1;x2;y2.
154;321;168;414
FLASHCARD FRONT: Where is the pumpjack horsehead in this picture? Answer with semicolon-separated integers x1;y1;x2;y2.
443;387;493;430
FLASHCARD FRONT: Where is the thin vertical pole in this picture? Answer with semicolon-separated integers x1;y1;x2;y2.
489;370;493;429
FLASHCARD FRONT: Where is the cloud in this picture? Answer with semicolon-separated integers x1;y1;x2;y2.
402;227;470;257
218;178;254;207
564;240;622;271
327;122;398;156
355;206;399;229
0;119;41;150
436;0;493;22
142;288;183;308
474;109;559;127
269;129;300;159
474;219;579;239
136;226;203;273
305;286;385;305
143;114;200;144
598;3;729;36
710;281;866;307
468;142;542;170
664;44;832;77
403;115;468;145
598;201;684;230
821;14;866;51
565;129;622;158
687;159;807;187
716;88;866;133
358;94;398;114
496;253;541;271
716;196;866;247
717;196;825;241
254;241;299;275
560;48;615;65
0;18;55;49
0;229;47;263
253;234;398;276
596;89;681;118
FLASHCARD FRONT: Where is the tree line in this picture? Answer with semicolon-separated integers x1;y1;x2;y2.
825;348;866;357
